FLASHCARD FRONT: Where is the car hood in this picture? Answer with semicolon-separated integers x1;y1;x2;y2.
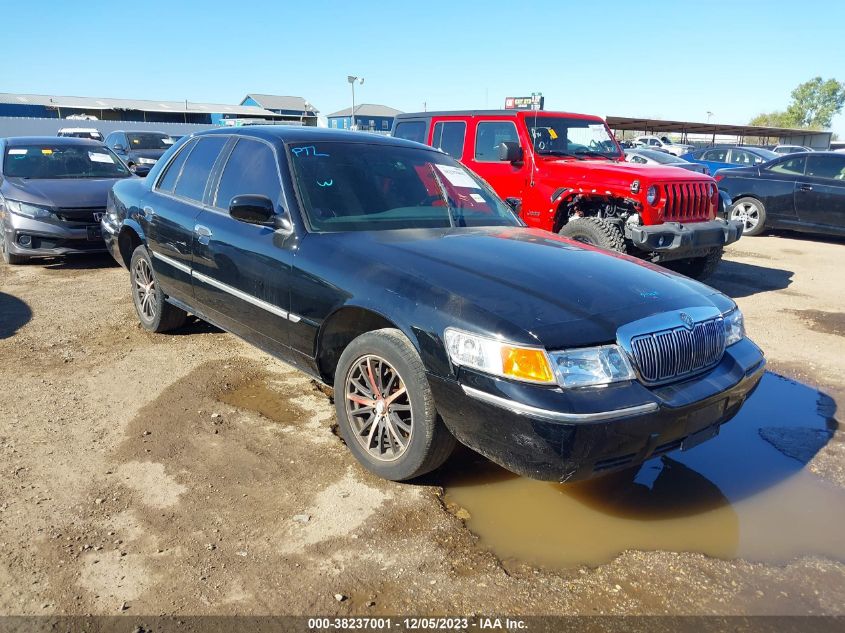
319;227;731;349
540;156;714;187
1;176;128;208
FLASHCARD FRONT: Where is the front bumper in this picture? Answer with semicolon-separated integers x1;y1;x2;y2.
626;218;742;261
429;337;765;482
3;215;106;258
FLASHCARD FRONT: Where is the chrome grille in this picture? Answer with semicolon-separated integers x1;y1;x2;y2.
630;317;725;384
661;181;712;222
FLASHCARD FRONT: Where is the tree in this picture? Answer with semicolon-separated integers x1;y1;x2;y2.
750;76;845;129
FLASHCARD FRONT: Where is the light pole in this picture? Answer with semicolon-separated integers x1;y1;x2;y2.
347;75;364;130
706;111;714;123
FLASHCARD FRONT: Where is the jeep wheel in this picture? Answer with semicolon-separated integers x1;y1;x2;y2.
558;217;626;253
334;328;456;481
730;197;767;236
129;245;188;332
664;247;724;281
1;234;28;265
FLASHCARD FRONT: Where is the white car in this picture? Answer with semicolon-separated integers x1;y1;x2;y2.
772;144;814;155
633;135;694;157
57;127;104;142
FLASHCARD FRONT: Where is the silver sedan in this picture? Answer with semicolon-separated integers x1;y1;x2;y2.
624;148;710;175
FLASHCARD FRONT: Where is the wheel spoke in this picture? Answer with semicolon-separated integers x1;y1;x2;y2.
347;392;376;407
384;385;407;406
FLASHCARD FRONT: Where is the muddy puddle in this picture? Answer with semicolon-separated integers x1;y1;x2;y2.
443;373;845;569
218;376;306;425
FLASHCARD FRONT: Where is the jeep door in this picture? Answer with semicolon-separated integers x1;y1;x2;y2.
795;154;845;230
145;136;228;302
463;118;528;208
190;136;296;358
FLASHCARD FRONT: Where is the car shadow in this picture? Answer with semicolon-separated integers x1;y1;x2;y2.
768;230;845;246
38;253;119;271
707;259;794;298
0;291;32;339
169;316;224;336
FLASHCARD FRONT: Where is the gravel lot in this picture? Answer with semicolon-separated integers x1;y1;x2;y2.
0;232;843;616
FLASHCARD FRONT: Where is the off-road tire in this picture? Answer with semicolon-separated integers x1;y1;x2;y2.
730;196;767;236
334;328;456;481
664;247;724;281
558;217;626;253
129;245;187;333
1;234;28;265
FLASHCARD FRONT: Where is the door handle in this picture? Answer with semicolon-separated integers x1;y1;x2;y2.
798;183;813;191
194;224;212;245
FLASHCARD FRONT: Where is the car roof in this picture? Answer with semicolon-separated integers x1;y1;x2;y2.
110;130;171;134
2;136;105;146
395;109;604;121
193;125;433;150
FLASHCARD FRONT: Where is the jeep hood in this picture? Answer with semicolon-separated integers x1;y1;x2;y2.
313;227;732;350
540;156;715;189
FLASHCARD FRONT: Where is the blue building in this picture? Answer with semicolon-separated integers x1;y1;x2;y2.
0;92;292;124
327;104;402;133
240;94;319;126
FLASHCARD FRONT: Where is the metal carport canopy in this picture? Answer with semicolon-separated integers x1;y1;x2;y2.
605;116;824;139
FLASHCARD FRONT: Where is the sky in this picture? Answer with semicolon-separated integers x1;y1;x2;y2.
4;0;845;135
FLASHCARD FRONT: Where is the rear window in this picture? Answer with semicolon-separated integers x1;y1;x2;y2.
392;120;427;144
2;144;130;179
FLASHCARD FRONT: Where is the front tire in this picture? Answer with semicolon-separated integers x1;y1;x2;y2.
558;217;626;252
730;197;767;236
663;247;723;281
334;328;456;481
1;234;27;265
129;245;187;333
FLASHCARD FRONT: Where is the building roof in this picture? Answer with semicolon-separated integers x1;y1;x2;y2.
327;104;403;118
0;92;283;117
242;94;318;113
606;115;832;140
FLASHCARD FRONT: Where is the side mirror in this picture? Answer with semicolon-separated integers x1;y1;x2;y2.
113;144;125;153
498;141;523;163
229;194;275;225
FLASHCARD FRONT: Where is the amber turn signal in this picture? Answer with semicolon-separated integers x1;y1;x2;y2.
501;346;555;383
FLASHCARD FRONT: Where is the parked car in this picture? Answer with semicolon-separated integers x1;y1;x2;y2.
624;148;709;174
104;130;175;175
393;110;740;280
681;146;779;174
633;135;694;156
103;127;765;483
57;127;104;142
716;151;845;237
772;145;814;155
0;137;132;264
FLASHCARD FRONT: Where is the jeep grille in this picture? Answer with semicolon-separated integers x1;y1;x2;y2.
661;182;712;222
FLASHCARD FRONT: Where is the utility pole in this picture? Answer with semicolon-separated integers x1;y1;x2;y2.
347;75;364;130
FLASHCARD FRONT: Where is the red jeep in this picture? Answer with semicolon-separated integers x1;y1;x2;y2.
393;110;742;280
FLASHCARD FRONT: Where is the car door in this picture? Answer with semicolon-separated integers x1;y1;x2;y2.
463;118;528;209
144;135;228;302
753;154;807;222
795;153;845;228
191;136;297;358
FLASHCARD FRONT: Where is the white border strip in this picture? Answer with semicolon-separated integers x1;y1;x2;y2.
150;249;191;275
461;385;658;423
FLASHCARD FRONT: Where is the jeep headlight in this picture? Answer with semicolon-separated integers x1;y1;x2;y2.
723;308;745;346
444;328;555;384
646;185;659;205
548;345;636;388
6;199;52;219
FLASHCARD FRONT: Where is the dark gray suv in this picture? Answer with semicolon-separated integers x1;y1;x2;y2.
104;131;175;175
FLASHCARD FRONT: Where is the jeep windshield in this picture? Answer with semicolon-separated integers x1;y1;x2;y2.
523;116;622;159
288;142;522;232
3;144;131;179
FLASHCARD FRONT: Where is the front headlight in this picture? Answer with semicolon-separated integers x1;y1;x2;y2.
646;185;659;205
723;308;745;346
6;199;53;219
137;157;157;165
548;345;635;388
444;328;555;384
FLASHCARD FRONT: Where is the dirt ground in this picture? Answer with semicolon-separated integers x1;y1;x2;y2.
0;231;844;617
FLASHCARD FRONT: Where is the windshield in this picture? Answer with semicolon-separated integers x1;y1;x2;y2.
3;144;131;179
288;142;522;232
522;116;621;158
127;132;173;150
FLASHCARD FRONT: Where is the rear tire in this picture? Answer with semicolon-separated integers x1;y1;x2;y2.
334;328;456;481
129;245;187;333
1;234;27;265
558;217;626;253
729;197;767;236
664;247;724;281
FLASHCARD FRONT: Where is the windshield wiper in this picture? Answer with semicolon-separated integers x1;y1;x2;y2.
538;150;584;160
573;151;616;160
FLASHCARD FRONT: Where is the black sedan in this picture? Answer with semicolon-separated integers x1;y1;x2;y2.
1;136;132;264
716;152;845;236
103;127;765;483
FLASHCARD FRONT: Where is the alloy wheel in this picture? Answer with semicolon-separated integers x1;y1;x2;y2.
730;202;760;232
344;354;413;462
133;257;158;321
